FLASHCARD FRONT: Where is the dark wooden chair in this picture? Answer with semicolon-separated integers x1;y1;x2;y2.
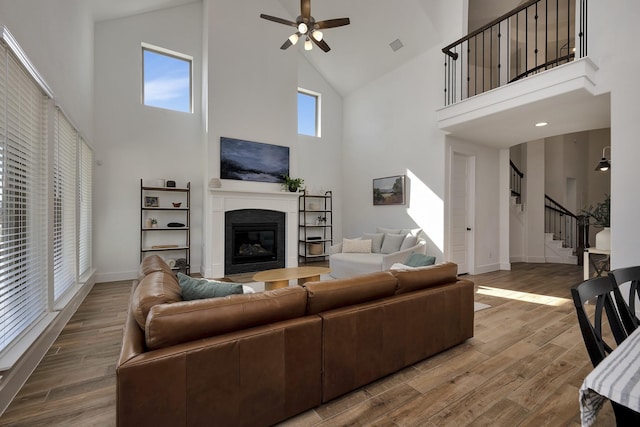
571;276;628;367
610;266;640;335
571;276;640;425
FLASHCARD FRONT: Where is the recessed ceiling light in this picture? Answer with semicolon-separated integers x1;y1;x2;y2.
535;122;548;127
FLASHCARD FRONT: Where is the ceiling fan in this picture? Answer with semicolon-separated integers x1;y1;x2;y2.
260;0;350;52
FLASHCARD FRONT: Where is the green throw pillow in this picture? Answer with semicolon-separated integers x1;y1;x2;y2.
404;253;436;267
177;273;244;300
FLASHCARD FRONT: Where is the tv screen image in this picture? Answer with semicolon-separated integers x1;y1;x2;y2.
220;137;289;183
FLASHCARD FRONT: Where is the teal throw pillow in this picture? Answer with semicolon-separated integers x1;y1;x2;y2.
404;253;436;267
177;273;244;300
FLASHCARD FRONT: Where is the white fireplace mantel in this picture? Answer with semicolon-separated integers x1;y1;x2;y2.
203;188;300;278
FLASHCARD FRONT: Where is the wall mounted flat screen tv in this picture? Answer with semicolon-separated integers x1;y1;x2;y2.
220;137;289;183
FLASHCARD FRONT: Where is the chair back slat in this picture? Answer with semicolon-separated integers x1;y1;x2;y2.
610;266;640;334
571;276;629;368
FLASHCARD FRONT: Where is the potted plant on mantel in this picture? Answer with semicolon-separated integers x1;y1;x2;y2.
582;194;610;250
282;175;305;192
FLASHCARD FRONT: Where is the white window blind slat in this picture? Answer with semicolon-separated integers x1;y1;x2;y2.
0;39;49;355
52;109;77;301
79;138;92;277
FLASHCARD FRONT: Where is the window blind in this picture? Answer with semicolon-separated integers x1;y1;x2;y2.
78;137;92;278
53;109;77;301
0;40;49;354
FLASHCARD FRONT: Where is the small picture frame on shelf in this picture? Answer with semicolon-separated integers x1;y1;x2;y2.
144;196;159;207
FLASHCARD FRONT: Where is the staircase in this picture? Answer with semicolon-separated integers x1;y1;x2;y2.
509;161;584;265
545;233;578;264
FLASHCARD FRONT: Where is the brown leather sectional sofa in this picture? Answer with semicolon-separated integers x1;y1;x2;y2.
117;256;474;426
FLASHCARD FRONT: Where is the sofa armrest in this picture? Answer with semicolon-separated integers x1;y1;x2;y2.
381;242;427;270
330;242;343;254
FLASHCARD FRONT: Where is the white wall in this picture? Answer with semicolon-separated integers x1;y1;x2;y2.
297;55;344;242
525;140;546;263
586;0;639;269
200;0;345;275
340;0;507;271
94;3;204;281
342;47;448;259
0;0;94;140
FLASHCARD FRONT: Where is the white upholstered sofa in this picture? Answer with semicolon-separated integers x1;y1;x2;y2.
329;228;428;279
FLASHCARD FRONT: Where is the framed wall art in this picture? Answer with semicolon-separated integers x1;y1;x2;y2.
373;175;406;205
220;137;289;183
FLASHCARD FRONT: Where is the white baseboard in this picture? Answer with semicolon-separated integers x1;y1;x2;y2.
473;263;501;274
510;256;525;263
95;270;137;283
526;256;547;263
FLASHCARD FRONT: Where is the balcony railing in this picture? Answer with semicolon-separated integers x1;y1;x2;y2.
442;0;588;106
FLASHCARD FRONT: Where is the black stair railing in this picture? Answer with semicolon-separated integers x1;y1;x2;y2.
545;194;588;259
510;161;524;204
442;0;588;106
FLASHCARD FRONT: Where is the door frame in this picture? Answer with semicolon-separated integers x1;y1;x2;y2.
445;143;476;275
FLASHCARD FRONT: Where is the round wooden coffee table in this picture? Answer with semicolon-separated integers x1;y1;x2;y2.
253;266;331;291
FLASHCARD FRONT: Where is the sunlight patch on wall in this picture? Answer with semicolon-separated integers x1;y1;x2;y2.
476;286;570;306
406;170;444;252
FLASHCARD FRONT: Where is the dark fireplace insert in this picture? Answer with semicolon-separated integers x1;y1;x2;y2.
225;209;285;274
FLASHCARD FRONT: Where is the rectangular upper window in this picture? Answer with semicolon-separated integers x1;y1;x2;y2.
142;43;193;113
298;89;321;137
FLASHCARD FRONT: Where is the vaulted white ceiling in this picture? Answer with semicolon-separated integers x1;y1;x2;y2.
90;0;456;96
89;0;611;145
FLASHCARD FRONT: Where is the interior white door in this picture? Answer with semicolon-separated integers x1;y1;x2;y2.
452;153;472;274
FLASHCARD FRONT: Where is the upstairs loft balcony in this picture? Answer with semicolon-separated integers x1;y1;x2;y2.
437;0;609;147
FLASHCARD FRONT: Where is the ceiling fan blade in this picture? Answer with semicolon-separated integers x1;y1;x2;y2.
301;0;311;20
312;37;331;53
260;14;297;28
316;18;351;29
280;39;293;50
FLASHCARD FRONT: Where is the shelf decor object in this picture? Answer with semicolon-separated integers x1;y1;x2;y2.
140;179;190;274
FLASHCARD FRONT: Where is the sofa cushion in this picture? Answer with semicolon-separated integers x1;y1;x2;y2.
132;270;182;329
380;233;406;254
144;286;308;350
362;232;384;253
377;227;402;235
177;273;243;300
304;271;398;314
404;253;436;267
391;262;458;295
400;234;418;250
342;238;372;253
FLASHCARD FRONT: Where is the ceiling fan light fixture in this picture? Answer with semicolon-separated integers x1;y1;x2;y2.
289;33;299;45
312;30;323;42
298;22;308;34
304;37;313;50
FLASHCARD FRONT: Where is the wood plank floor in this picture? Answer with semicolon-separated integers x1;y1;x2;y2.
0;263;616;426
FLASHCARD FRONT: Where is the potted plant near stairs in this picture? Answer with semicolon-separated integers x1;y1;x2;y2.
582;194;611;250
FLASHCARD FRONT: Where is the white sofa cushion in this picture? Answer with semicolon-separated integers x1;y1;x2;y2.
400;234;418;250
381;233;406;254
362;232;384;253
342;238;372;253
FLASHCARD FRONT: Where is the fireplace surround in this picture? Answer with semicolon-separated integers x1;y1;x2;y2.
204;188;300;278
